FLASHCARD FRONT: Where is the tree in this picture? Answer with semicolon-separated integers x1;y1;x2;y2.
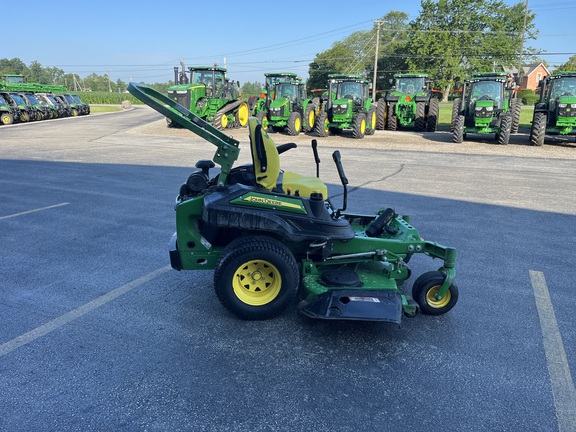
308;11;410;92
555;54;576;72
405;0;537;101
241;81;263;97
0;58;29;77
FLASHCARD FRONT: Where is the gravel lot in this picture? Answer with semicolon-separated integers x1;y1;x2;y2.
134;118;576;160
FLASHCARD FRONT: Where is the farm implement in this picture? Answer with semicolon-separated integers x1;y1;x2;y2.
127;82;460;323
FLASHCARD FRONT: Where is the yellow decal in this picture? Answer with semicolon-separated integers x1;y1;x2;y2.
244;195;301;209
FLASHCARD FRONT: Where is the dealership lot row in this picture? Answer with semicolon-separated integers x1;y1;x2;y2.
0;107;574;431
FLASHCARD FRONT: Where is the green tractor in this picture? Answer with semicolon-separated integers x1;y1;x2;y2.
378;73;439;132
530;71;576;146
127;82;460;323
259;77;316;136
167;64;249;130
249;72;299;118
452;72;513;144
314;74;376;139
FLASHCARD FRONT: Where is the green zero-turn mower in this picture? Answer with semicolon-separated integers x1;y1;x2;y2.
127;82;459;323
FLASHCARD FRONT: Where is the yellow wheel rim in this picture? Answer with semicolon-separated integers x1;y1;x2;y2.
323;117;329;133
370;112;376;129
426;285;451;309
262;115;269;129
221;114;229;128
295;117;301;132
232;260;282;306
360;118;366;134
238;103;249;126
308;110;315;128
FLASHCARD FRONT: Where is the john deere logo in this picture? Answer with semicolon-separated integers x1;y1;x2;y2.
243;195;301;210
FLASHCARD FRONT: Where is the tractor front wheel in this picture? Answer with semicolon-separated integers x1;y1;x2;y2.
304;104;315;132
214;236;299;320
415;102;426;131
452;114;465;143
412;271;459;315
427;98;439;132
497;114;511;145
365;106;377;135
376;99;387;130
352;113;366;139
387;103;397;131
450;98;461;132
510;98;521;134
314;111;329;137
256;110;269;130
530;111;546;146
286;111;302;136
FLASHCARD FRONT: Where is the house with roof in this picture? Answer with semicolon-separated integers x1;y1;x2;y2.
504;63;550;90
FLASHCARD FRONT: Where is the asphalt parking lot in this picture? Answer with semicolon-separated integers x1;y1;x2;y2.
1;107;575;431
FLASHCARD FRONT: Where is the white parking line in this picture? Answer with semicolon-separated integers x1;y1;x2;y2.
0;265;171;358
0;202;70;220
530;270;576;432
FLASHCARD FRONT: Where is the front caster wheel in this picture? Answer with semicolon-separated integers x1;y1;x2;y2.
412;271;459;315
214;236;299;320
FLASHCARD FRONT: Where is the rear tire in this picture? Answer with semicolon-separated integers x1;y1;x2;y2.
214;236;299;320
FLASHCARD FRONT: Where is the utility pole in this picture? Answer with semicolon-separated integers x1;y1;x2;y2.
516;0;529;85
372;20;383;99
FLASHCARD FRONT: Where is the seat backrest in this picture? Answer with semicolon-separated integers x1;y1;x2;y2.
249;117;280;190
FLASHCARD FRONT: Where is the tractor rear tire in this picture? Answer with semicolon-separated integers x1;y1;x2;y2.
415;102;426;131
497;114;512;145
214;236;299;320
376;99;387;130
387;103;397;131
412;271;459;316
530;111;546;146
352;113;366;139
365;106;377;135
510;98;521;134
427;98;439;132
286;111;302;136
450;98;461;132
314;111;329;137
453;114;465;143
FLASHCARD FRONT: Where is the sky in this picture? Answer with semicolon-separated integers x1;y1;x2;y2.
3;0;575;87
